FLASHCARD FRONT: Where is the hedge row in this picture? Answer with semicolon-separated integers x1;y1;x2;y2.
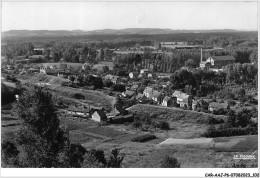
203;126;257;138
131;134;156;142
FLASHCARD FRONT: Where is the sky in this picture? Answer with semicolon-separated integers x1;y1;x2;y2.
1;1;258;32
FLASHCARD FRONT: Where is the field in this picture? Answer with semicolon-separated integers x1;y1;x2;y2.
16;73;115;111
48;85;115;111
1;102;258;168
125;104;227;139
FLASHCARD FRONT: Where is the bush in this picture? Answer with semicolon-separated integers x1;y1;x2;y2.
154;121;170;130
1;141;19;166
202;126;257;138
104;79;113;88
207;116;224;125
83;148;124;168
160;155;181;168
111;84;125;92
74;93;85;99
131;134;156;142
132;119;142;129
212;108;229;116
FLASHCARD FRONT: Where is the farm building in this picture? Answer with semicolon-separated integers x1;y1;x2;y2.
204;55;236;69
162;96;173;107
66;106;89;117
208;102;229;112
91;110;107;122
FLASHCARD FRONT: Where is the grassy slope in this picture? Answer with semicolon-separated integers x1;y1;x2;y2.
127;104;227;139
49;85;114;111
128;104;227;121
17;73;115;111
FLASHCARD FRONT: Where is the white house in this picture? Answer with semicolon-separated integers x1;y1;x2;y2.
143;87;154;99
91;110;107;122
162;96;172;107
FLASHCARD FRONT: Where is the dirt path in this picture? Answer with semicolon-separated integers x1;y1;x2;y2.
159;138;214;147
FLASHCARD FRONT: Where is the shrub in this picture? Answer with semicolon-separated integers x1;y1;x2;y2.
160;155;181;168
104;79;113;88
83;148;124;168
131;134;156;142
106;148;125;168
1;141;19;166
207;116;224;125
132;118;142;129
74;93;85;99
111;84;125;92
202;126;257;138
154;121;170;130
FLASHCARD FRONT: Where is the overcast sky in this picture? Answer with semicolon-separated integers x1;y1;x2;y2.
1;1;258;31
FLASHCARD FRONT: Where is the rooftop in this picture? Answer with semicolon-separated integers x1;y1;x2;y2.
210;55;236;61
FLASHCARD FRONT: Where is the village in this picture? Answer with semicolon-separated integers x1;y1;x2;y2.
2;42;257;123
1;28;258;169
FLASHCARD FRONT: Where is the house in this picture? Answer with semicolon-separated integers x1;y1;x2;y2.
89;107;105;116
147;73;153;78
111;76;119;84
33;47;44;55
110;114;134;124
91;110;107;122
192;99;209;111
205;55;236;69
66;106;89;117
200;61;212;69
208;102;229;112
140;69;149;74
113;105;128;116
122;90;135;98
129;72;134;79
28;68;40;73
162;96;173;107
152;90;162;103
135;93;147;103
172;91;191;108
130;84;138;91
143;87;154;99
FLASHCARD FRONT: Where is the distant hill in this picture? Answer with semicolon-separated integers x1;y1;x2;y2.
2;28;243;38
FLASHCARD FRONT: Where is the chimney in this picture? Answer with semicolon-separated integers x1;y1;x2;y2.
201;48;203;62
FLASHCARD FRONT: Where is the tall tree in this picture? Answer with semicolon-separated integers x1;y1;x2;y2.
8;86;85;168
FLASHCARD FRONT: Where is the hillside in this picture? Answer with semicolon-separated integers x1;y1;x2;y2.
128;104;227;122
2;28;243;38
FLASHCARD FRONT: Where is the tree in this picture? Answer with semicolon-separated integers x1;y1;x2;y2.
104;79;113;88
185;59;196;68
111;84;125;92
103;66;109;73
106;148;125;168
237;88;246;102
69;75;75;83
160;155;181;168
1;141;19;167
83;148;124;168
53;52;60;62
8;85;85;167
76;75;84;84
